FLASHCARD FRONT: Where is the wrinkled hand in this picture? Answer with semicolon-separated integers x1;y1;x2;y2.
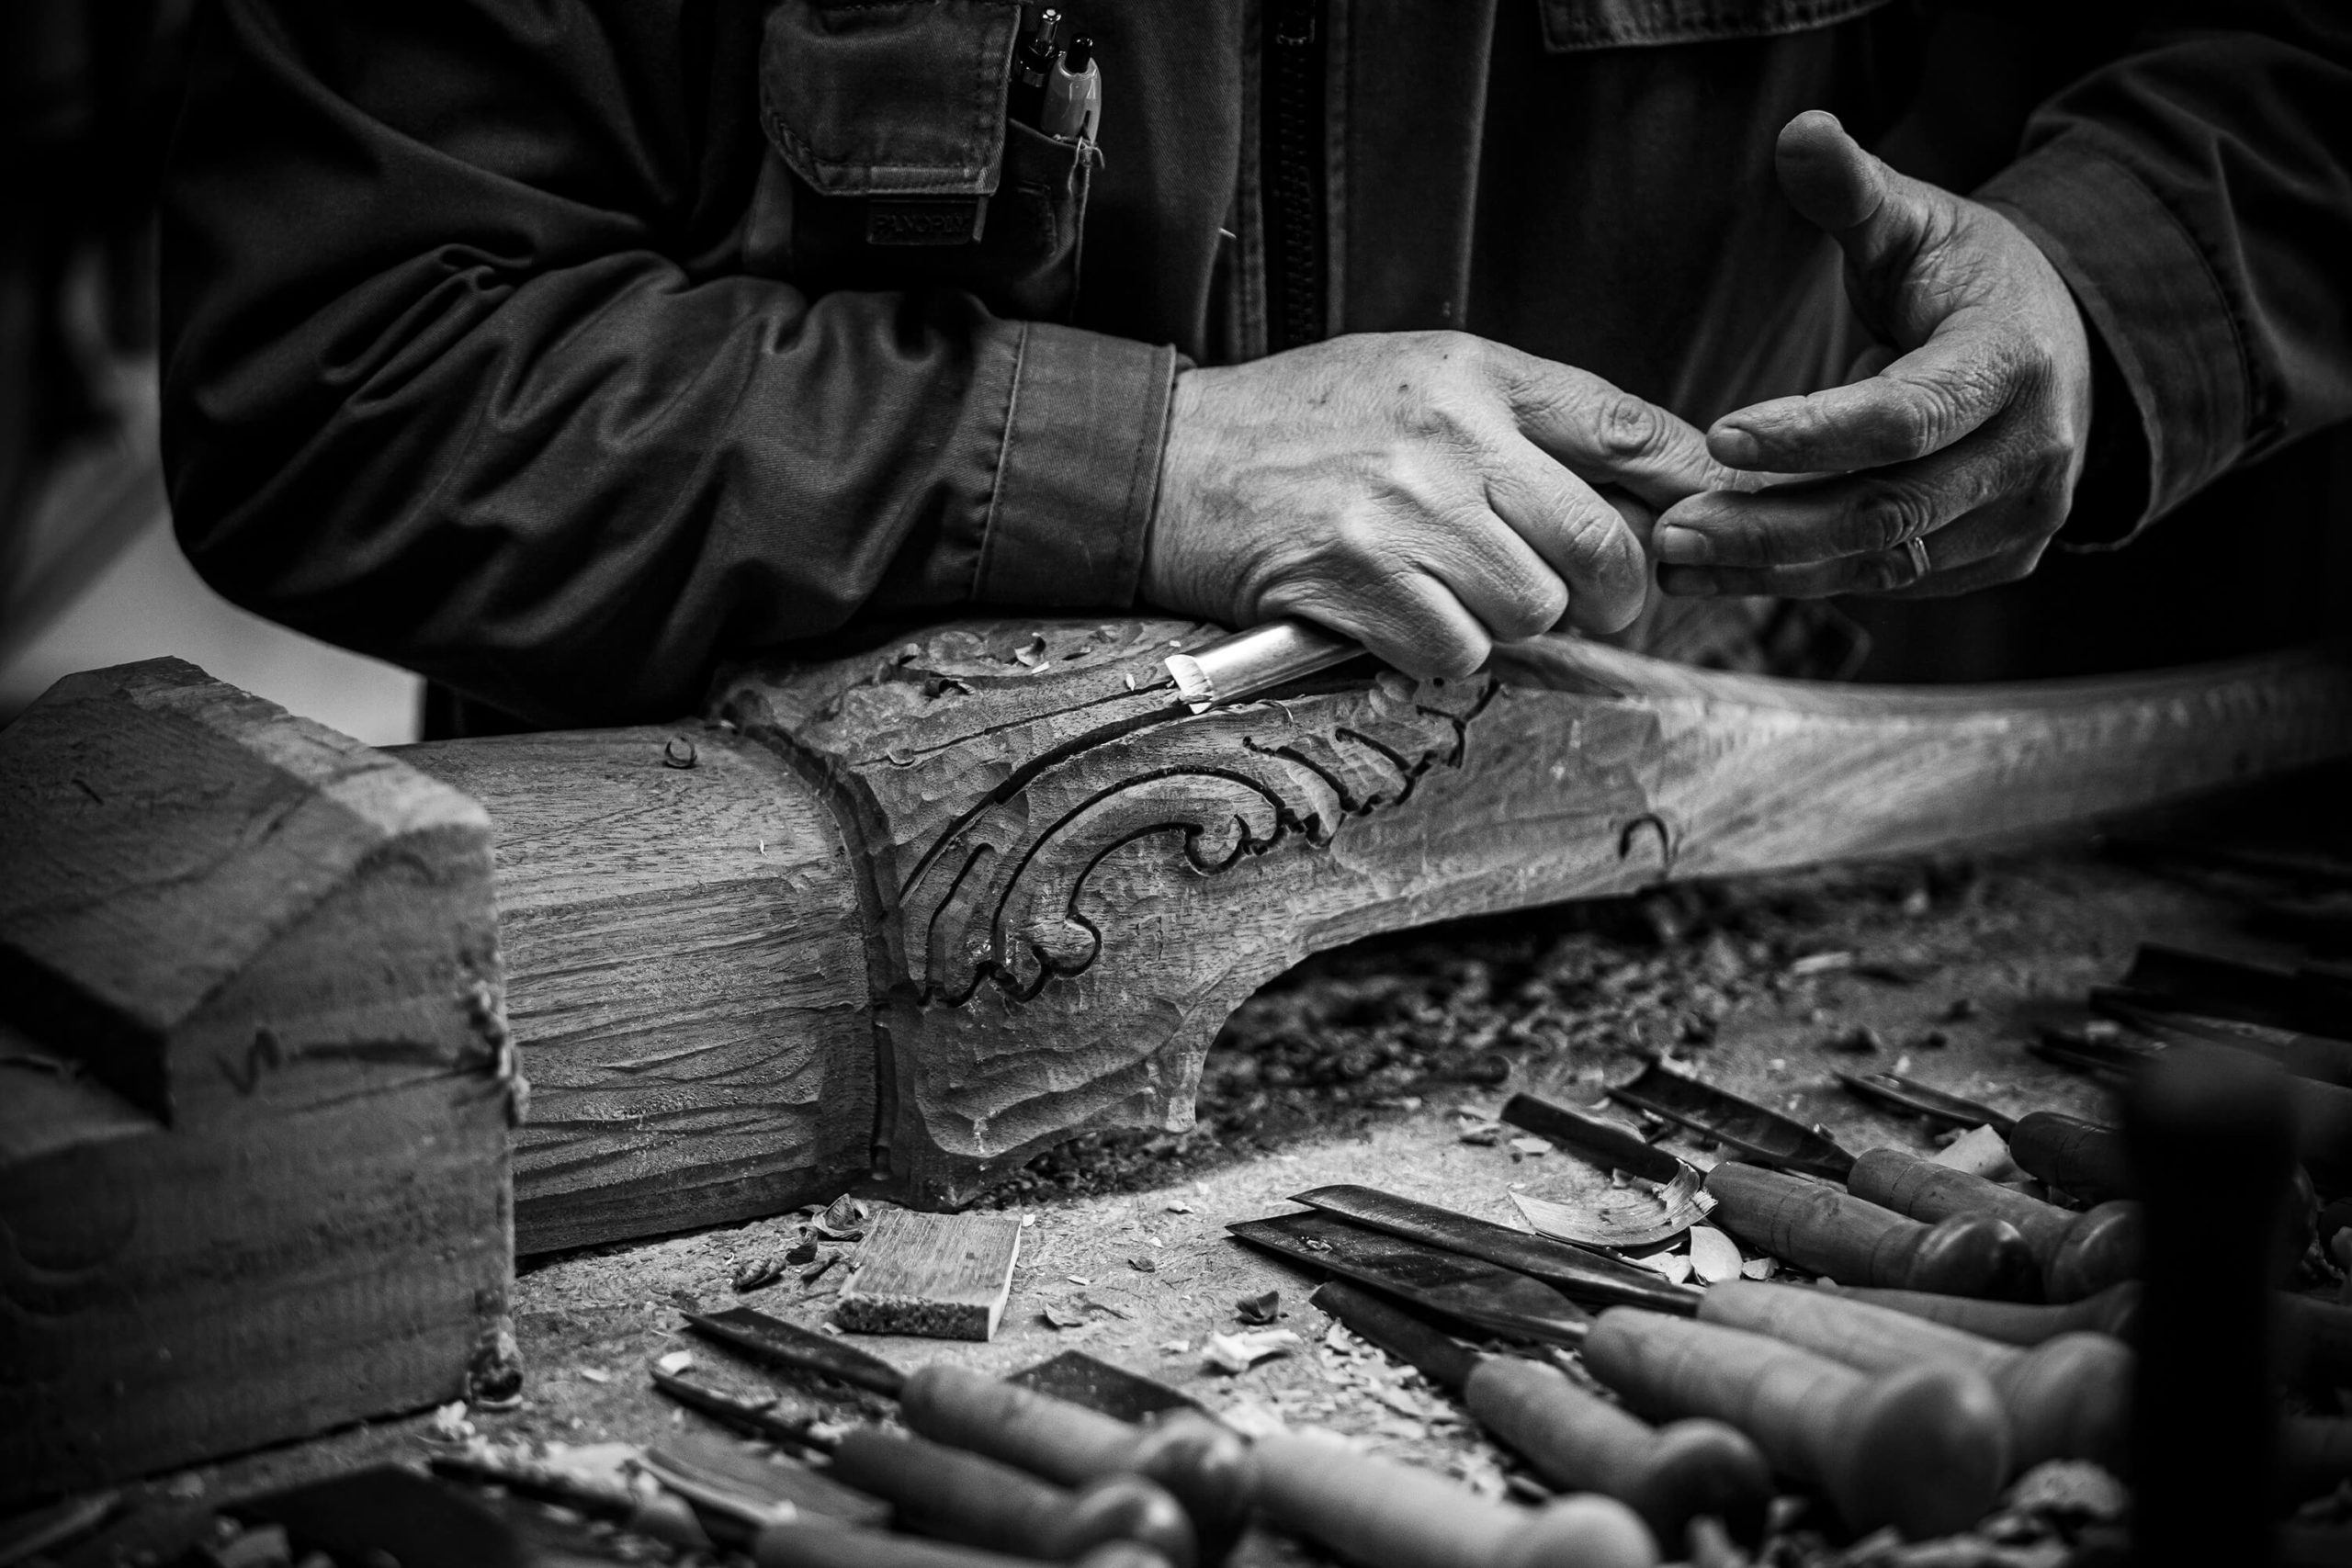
1144;331;1737;678
1655;110;2094;599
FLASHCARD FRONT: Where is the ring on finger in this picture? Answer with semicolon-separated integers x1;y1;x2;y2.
1903;536;1931;583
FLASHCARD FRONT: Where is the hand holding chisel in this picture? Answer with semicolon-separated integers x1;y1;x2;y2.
1704;1162;2039;1299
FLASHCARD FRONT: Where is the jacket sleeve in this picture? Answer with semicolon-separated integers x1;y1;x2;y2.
1971;2;2352;545
161;0;1175;726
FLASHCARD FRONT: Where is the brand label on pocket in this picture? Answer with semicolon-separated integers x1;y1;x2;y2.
866;197;987;245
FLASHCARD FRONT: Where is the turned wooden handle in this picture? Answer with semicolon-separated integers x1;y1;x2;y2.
1582;1309;2008;1540
1704;1163;2038;1300
1826;1281;2141;1345
754;1523;1169;1568
1848;1147;2142;1302
830;1429;1197;1568
1698;1281;2130;1472
902;1366;1256;1562
2008;1113;2133;1205
1462;1355;1770;1547
1250;1432;1657;1568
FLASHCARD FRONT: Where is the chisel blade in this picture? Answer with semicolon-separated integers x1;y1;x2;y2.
684;1305;907;1397
1003;1349;1207;1421
1833;1071;2016;1136
1307;1279;1480;1393
1228;1211;1593;1348
1611;1058;1857;1181
1290;1184;1702;1314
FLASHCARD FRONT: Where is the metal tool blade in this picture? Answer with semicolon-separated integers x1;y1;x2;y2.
1833;1070;2016;1136
684;1305;908;1397
1290;1184;1701;1314
1003;1349;1207;1420
1501;1092;1684;1184
1228;1212;1593;1348
640;1431;889;1531
1610;1058;1857;1181
1308;1279;1480;1393
653;1366;827;1450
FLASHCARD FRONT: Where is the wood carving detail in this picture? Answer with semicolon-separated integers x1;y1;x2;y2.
901;671;1493;1006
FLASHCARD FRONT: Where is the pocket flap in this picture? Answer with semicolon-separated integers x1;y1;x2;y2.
760;0;1024;197
1537;0;1894;51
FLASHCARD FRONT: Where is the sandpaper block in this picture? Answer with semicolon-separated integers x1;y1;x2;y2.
834;1210;1023;1340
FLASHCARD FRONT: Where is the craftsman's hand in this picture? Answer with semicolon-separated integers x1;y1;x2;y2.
1144;332;1736;678
1654;111;2094;599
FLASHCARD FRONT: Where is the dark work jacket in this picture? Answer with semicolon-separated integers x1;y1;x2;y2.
161;0;2352;724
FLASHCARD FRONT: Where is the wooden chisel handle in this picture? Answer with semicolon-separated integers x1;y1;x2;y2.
1698;1281;2130;1472
901;1365;1255;1563
1250;1431;1657;1568
1849;1147;2141;1302
1462;1355;1770;1548
753;1521;1169;1568
829;1429;1197;1568
2170;1041;2352;1168
2007;1113;2133;1205
1704;1162;2038;1300
1582;1308;2009;1540
1826;1281;2141;1344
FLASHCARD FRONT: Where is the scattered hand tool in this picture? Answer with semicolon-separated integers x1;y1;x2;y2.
430;1447;716;1550
1823;1280;2142;1346
1288;1184;1705;1313
639;1429;891;1531
1250;1429;1659;1568
1581;1308;2011;1540
1703;1162;2040;1300
681;1307;1250;1562
1847;1146;2143;1301
2095;989;2352;1088
1832;1071;2015;1137
824;1428;1196;1568
1311;1280;1771;1550
1227;1211;1594;1347
749;1517;1170;1568
1500;1093;1685;1184
652;1364;829;1450
2007;1111;2132;1204
2120;942;2352;1040
1696;1280;2130;1472
2127;1046;2297;1568
1609;1060;1857;1182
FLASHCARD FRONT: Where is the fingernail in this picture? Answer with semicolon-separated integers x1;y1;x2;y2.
1654;525;1713;566
1711;425;1763;468
1659;567;1719;598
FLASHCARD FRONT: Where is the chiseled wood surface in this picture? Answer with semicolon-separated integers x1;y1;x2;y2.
716;620;2352;1206
398;726;873;1255
0;660;511;1506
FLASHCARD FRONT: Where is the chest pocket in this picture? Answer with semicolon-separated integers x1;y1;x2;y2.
749;0;1096;321
1535;0;1897;50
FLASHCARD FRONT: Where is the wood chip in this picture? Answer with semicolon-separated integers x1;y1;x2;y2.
1629;1248;1693;1285
1932;1123;2019;1181
1204;1329;1304;1374
1687;1224;1743;1284
1236;1290;1282;1325
833;1210;1023;1341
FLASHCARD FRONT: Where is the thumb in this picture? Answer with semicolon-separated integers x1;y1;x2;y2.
1775;110;1936;278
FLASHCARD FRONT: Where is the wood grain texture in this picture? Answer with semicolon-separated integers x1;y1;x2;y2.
0;660;511;1506
717;622;2352;1203
834;1209;1023;1340
399;727;873;1253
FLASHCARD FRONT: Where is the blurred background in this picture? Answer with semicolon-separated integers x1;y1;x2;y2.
3;3;2344;746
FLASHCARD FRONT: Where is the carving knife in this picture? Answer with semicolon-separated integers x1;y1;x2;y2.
1287;1184;1702;1314
681;1307;1252;1562
1163;619;1361;712
1226;1211;1594;1347
1309;1280;1770;1549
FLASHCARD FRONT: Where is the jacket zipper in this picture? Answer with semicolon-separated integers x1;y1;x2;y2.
1262;0;1326;351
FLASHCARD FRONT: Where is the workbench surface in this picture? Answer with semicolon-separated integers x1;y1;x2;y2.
30;769;2352;1566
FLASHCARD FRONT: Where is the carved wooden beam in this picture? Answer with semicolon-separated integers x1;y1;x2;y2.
394;618;2352;1247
